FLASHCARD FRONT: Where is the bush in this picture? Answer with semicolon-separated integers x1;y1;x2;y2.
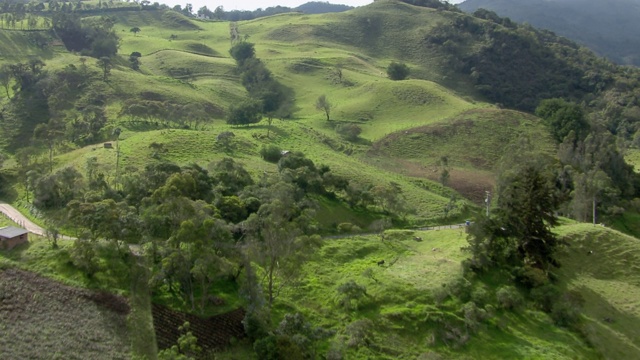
260;145;283;163
387;62;410;80
345;319;374;348
337;222;354;233
529;283;559;312
336;280;368;310
516;265;549;288
471;286;490;306
495;286;523;310
335;123;362;141
551;290;585;328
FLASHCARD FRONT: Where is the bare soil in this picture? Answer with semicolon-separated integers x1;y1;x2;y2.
152;304;246;354
0;268;131;360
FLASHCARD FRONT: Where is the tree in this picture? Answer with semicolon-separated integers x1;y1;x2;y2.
535;99;589;142
129;52;141;70
129;27;141;36
97;57;112;81
315;95;332;121
226;99;262;126
387;61;410;80
244;183;320;307
229;41;255;66
0;64;12;98
497;165;560;272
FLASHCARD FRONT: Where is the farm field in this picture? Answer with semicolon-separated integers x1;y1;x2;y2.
0;268;131;360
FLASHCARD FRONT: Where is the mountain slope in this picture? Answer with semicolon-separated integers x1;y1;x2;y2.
459;0;640;66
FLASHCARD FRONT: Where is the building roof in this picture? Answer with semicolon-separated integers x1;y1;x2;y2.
0;226;29;238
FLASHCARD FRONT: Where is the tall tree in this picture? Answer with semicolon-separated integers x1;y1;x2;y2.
97;57;112;81
243;181;320;307
497;165;560;272
315;94;332;121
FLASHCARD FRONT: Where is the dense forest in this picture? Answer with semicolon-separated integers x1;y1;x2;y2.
459;0;640;66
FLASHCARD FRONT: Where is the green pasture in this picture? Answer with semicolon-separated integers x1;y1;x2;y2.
268;227;602;359
555;224;640;359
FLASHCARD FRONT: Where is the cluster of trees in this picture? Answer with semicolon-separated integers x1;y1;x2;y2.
227;42;293;128
175;2;353;22
53;13;119;58
24;146;403;313
0;57;113;159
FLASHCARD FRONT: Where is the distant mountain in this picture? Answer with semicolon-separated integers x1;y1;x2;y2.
458;0;640;66
295;1;354;14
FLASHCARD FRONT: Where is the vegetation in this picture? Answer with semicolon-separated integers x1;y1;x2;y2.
459;0;640;66
0;0;640;359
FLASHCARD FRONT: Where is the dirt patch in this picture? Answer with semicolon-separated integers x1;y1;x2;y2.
0;268;131;359
152;304;246;354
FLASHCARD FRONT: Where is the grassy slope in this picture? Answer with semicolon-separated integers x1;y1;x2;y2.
273;226;607;359
555;224;640;359
4;3;635;359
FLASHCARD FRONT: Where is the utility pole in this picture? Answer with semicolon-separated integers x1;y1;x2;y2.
485;190;491;217
114;128;121;190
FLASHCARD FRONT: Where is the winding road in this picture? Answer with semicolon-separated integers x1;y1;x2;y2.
1;200;466;243
0;201;45;236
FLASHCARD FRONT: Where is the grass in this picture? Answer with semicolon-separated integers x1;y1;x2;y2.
252;226;603;359
554;223;640;359
1;3;637;359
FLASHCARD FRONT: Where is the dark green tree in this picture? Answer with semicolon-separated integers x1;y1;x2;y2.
97;57;112;81
226;99;262;126
535;99;589;142
386;61;410;80
497;165;560;272
229;41;255;66
130;27;141;36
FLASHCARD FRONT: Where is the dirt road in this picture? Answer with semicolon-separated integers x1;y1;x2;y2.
0;201;45;236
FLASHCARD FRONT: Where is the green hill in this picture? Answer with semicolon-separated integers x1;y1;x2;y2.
0;1;640;359
459;0;640;66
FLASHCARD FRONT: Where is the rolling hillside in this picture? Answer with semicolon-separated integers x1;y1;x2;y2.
1;1;640;359
459;0;640;66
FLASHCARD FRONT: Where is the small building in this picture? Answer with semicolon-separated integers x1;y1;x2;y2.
104;142;113;149
0;226;29;250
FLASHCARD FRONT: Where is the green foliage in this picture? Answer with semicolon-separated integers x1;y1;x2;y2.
495;285;523;310
386;62;410;81
229;42;256;66
336;279;368;310
226;99;262;126
335;123;362;142
535;99;589;142
260;145;283;163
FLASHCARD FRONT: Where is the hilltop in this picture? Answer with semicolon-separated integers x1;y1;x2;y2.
459;0;640;66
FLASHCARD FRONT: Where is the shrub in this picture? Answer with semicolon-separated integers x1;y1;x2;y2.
335;123;362;141
337;222;354;233
530;284;560;312
471;286;489;306
516;265;549;288
495;286;523;310
336;280;368;310
551;290;585;328
387;61;410;80
260;145;283;163
345;319;373;348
